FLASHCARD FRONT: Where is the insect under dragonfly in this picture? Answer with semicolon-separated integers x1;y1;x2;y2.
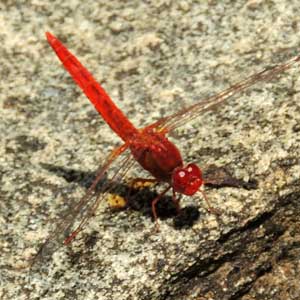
33;32;299;265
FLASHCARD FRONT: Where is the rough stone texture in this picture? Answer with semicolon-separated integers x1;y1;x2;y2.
1;1;300;300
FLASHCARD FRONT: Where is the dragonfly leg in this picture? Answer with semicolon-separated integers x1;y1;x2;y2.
198;189;221;215
151;185;172;231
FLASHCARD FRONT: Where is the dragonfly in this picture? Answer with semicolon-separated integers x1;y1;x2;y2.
32;31;299;266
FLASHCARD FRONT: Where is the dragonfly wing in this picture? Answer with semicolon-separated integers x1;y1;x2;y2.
149;54;300;134
31;143;134;268
62;147;136;245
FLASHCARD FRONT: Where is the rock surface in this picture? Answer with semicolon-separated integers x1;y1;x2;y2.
1;1;300;299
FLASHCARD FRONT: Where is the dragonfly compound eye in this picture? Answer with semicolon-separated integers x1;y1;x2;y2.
172;163;203;195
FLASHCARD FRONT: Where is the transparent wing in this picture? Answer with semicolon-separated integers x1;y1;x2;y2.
31;143;135;268
149;54;300;134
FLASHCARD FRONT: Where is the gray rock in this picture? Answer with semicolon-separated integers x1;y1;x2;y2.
1;1;300;299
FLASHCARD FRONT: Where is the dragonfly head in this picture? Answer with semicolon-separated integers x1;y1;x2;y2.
172;163;203;195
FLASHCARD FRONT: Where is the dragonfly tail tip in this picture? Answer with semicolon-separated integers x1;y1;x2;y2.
45;31;55;42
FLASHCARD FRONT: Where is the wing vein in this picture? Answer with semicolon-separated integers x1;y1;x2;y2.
149;54;300;133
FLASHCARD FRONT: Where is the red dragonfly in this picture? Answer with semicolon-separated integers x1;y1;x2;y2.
34;32;299;264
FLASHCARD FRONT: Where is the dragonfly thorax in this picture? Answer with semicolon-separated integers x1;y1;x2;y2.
172;163;203;195
129;131;183;182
